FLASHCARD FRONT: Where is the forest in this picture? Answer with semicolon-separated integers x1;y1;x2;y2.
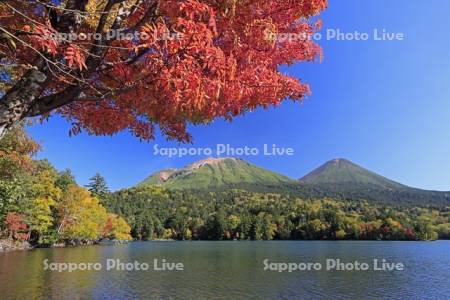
1;124;449;250
0;124;131;250
106;187;450;241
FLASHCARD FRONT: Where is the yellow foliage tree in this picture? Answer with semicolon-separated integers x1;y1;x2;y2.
27;169;61;235
162;228;175;240
106;214;132;241
58;185;108;241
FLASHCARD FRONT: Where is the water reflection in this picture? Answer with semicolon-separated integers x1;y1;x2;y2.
0;241;449;299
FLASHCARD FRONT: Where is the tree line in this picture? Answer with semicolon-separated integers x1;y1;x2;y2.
105;187;450;241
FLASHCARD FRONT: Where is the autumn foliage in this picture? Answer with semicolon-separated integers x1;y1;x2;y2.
0;123;40;178
0;0;327;141
0;125;132;245
4;212;29;241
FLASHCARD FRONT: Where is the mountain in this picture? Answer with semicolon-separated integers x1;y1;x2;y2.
138;157;295;190
136;157;450;206
299;158;450;206
299;158;406;189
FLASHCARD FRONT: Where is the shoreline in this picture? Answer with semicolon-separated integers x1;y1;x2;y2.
0;238;130;253
2;238;445;253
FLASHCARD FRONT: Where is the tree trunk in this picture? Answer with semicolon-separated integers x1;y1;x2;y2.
0;0;133;140
0;61;47;139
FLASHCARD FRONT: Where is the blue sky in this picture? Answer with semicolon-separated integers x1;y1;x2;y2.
28;0;450;191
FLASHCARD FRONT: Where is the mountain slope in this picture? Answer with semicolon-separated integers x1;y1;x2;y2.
136;157;450;206
300;158;406;189
299;158;450;206
138;157;295;190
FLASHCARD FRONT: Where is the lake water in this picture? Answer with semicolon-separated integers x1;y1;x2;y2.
0;241;449;299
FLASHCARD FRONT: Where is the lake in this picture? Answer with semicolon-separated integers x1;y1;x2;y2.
0;241;449;299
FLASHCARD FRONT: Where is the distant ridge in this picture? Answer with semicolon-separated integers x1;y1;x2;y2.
138;157;294;190
136;157;450;206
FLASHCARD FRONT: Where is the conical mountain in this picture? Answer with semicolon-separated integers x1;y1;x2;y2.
300;158;406;190
299;158;450;205
138;157;294;190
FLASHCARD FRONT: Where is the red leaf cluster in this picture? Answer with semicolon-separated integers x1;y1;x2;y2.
4;212;29;241
1;0;327;141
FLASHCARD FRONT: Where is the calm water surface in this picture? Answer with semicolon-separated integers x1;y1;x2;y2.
0;241;449;299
